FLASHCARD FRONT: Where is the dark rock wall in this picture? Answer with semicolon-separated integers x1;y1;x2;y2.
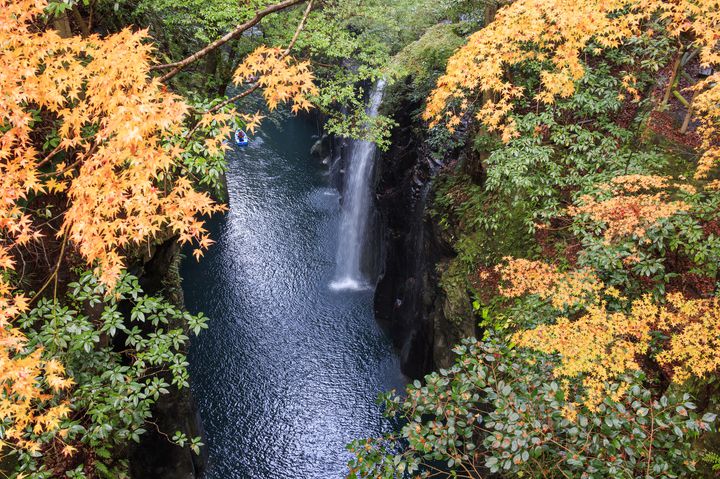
373;100;446;379
129;238;206;479
374;93;479;378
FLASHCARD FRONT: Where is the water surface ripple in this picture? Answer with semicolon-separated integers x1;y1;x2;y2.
182;117;405;479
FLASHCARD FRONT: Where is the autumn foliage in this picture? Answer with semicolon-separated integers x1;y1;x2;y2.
493;173;720;410
351;0;720;476
234;45;317;113
498;258;720;410
568;175;692;242
2;1;226;286
423;0;720;417
424;0;720;177
1;0;316;456
488;149;720;410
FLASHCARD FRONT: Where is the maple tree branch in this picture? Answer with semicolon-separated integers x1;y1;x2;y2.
680;88;699;134
35;144;64;170
39;158;82;178
283;0;313;56
152;0;307;83
39;235;51;269
186;1;313;135
31;232;68;305
645;406;655;477
661;51;682;108
208;84;261;116
40;143;96;178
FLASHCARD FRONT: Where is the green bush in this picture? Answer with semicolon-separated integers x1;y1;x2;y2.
11;272;207;478
349;339;715;479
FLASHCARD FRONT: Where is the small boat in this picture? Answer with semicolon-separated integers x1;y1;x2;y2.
235;129;249;146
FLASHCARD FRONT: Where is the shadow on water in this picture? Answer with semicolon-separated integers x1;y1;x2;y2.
181;116;406;479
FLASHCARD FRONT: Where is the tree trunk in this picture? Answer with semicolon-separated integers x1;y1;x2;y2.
71;6;91;37
483;0;498;26
204;49;219;75
680;90;698;134
53;12;72;38
214;52;228;97
661;50;682;108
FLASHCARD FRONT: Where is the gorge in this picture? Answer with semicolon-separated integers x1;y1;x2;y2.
5;1;720;478
181;112;405;478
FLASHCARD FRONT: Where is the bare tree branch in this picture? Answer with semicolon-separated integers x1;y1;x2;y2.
204;0;314;115
284;0;313;55
207;84;261;116
152;0;307;83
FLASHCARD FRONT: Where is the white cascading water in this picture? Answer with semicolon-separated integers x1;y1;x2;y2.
330;80;386;291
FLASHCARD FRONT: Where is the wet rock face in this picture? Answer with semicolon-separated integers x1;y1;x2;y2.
373;97;449;379
373;92;480;378
129;238;206;479
310;133;332;162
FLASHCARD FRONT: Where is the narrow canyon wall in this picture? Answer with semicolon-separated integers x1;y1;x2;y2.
373;91;477;379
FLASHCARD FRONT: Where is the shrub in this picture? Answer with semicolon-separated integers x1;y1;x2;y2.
349;339;715;479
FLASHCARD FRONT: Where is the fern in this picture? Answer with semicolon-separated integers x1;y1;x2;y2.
703;452;720;472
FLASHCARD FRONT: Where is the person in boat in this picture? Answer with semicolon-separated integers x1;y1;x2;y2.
235;129;248;145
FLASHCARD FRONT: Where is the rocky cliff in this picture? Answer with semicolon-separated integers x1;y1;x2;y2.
129;238;206;479
373;90;478;379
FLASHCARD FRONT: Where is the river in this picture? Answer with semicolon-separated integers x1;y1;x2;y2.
181;115;405;479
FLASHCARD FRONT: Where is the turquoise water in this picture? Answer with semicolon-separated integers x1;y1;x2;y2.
181;116;405;478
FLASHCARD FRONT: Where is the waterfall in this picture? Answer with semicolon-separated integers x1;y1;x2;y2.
330;80;386;291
